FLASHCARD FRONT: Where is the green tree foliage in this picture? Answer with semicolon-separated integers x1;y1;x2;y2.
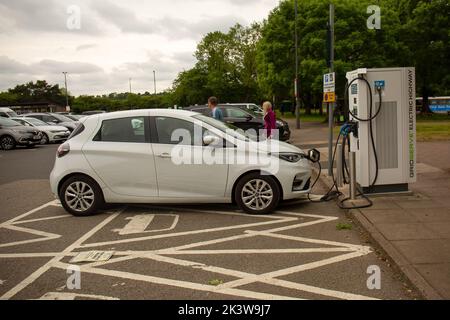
4;80;70;106
171;23;262;106
256;0;412;114
397;0;449;112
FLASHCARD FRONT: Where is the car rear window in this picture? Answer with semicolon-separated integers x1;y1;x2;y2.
93;117;147;143
68;123;85;140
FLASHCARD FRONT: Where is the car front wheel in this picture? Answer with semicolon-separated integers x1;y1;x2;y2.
235;173;280;215
59;175;104;216
0;135;16;150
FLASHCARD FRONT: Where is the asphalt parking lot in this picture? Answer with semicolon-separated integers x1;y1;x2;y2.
0;145;420;300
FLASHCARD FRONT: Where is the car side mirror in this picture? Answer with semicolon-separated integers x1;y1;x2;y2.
203;135;221;146
307;149;320;163
245;115;253;122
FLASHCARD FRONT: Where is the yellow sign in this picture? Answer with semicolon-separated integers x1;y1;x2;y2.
323;92;336;103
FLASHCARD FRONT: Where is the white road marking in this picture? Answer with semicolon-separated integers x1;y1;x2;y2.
113;213;179;235
39;292;119;300
0;210;122;300
0;201;378;300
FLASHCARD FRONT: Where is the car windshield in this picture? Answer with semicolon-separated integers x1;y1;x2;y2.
7;111;17;117
51;114;74;122
248;104;263;113
20;118;47;126
0;117;21;127
192;114;249;141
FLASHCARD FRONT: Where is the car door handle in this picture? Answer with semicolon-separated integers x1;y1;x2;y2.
157;153;172;159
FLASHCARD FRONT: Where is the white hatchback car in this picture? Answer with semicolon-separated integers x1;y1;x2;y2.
50;109;318;216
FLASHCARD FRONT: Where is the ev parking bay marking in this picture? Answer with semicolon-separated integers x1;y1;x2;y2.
113;213;179;235
0;202;377;300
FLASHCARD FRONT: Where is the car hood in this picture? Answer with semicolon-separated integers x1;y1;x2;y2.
251;139;305;155
60;122;77;127
38;125;69;131
9;125;41;134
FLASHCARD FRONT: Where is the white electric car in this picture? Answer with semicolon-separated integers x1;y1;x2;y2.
50;109;318;216
12;117;70;144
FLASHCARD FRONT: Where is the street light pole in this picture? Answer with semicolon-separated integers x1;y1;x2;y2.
62;72;69;110
129;78;132;94
294;0;301;129
153;70;156;94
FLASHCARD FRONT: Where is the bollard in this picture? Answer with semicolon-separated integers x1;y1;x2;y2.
349;151;357;200
336;144;343;187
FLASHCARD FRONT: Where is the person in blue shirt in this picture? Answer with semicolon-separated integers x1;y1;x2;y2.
208;96;223;121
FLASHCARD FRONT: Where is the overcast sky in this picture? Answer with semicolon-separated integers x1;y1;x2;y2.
0;0;279;96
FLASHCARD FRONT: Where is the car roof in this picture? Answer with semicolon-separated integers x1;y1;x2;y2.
90;108;200;121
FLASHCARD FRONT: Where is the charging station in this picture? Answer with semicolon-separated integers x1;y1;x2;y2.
346;67;417;194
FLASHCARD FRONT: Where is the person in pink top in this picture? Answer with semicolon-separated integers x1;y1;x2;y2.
262;101;277;139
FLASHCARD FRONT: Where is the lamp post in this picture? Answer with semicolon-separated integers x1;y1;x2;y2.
62;72;69;111
294;0;300;129
153;70;156;94
129;78;132;94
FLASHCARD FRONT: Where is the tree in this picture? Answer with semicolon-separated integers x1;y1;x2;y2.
399;0;450;113
256;0;410;114
7;80;70;106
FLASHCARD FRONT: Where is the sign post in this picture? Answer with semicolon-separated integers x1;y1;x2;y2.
324;70;336;176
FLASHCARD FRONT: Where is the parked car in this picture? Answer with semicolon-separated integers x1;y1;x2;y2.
22;113;79;132
185;105;291;141
0;107;18;118
50;109;316;216
82;110;106;116
12;117;70;144
65;114;85;121
221;103;264;115
0;117;43;150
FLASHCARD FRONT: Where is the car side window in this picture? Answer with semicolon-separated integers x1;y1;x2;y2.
154;117;205;146
225;108;249;119
0;112;7;118
93;116;147;143
42;115;54;122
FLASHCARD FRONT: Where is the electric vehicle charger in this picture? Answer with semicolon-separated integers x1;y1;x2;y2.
306;75;384;209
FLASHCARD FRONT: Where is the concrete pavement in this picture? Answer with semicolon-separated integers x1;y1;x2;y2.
286;117;450;299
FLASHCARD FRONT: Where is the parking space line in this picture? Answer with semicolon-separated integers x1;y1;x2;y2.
81;214;297;248
0;209;123;300
52;261;300;300
1;201;377;300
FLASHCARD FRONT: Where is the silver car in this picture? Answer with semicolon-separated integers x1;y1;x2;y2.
0;117;42;150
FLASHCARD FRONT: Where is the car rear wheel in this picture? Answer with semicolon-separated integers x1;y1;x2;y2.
0;135;16;150
235;173;280;215
59;175;104;216
40;133;49;145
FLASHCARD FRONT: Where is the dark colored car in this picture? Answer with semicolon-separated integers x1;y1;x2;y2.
185;105;291;141
0;117;42;150
22;113;79;132
82;110;106;116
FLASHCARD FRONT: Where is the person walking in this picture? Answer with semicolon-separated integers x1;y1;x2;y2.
208;96;223;121
262;101;277;139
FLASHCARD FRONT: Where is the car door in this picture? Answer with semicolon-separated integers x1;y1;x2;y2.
82;115;158;197
150;115;228;199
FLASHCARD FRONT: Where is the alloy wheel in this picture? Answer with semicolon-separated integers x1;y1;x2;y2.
241;178;274;211
64;181;95;212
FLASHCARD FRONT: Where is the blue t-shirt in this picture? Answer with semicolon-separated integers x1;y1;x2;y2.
212;107;224;121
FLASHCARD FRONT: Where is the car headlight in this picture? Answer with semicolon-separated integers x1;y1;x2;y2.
50;130;63;133
272;152;305;163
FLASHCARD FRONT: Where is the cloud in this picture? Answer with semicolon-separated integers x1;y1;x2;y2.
76;44;97;51
0;0;103;35
0;53;194;95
